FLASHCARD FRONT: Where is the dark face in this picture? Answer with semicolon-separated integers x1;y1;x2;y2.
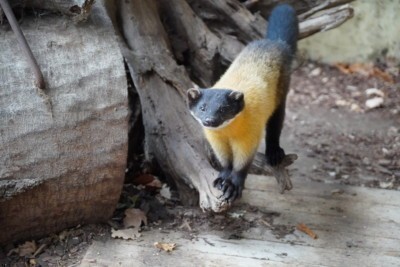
187;88;244;129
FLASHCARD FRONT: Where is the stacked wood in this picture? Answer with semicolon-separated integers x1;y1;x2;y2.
118;0;354;212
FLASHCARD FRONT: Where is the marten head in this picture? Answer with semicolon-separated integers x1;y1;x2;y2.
187;88;244;129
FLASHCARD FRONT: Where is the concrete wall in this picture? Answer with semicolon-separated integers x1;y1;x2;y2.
299;0;400;63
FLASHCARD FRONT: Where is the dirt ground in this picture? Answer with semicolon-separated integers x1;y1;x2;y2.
1;60;399;266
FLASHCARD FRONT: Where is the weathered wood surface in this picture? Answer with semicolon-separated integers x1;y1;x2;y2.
0;2;128;245
81;175;400;267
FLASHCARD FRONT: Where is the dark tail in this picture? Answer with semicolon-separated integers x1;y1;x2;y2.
266;4;299;55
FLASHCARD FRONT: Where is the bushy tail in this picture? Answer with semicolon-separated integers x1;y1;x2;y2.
266;4;299;55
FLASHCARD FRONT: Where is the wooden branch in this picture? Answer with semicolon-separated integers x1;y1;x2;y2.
251;153;298;194
0;0;45;89
158;0;220;86
187;0;265;42
299;4;354;39
298;0;355;21
188;0;354;44
242;0;259;9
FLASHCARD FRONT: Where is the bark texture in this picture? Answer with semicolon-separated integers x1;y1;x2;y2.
0;2;128;245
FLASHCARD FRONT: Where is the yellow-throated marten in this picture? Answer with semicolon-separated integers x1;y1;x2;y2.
187;4;299;202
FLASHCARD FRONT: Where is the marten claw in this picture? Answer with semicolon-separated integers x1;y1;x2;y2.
213;178;243;203
213;177;224;190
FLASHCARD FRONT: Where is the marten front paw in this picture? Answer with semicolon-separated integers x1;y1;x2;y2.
266;146;285;166
213;177;243;203
213;169;231;190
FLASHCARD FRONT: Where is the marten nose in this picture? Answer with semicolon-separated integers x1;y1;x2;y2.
203;118;214;127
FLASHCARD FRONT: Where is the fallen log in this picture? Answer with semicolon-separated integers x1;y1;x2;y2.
0;2;128;245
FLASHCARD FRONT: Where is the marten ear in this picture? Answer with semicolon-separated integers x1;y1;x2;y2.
187;88;202;102
228;91;244;102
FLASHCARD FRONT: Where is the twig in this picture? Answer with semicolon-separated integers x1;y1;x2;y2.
251;153;298;194
0;0;45;89
242;0;259;9
298;0;355;21
260;219;272;228
297;223;318;239
32;243;46;258
299;4;354;39
178;219;192;231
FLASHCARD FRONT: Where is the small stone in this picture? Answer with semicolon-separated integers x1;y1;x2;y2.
346;85;358;91
378;159;391;166
335;99;349;107
322;77;329;83
365;97;384;109
328;171;337;177
362;157;370;165
382;148;390;155
310;67;322;76
365;88;384;97
379;181;394;189
351;91;362;98
350;103;362;112
388;127;398;137
331;189;344;195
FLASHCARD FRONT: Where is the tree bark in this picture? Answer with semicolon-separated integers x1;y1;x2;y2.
1;0;94;16
0;2;128;245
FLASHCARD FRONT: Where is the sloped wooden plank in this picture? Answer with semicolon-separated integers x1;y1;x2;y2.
81;231;399;267
81;175;400;266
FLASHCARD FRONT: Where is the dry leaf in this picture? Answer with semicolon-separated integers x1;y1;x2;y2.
7;241;37;257
123;208;147;229
134;174;155;185
335;63;394;83
160;184;172;200
154;242;176;252
111;228;141;240
145;178;162;189
372;68;394;84
365;88;384;97
335;63;352;74
297;223;318;239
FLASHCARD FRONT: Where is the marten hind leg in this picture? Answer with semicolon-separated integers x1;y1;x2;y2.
265;102;286;166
